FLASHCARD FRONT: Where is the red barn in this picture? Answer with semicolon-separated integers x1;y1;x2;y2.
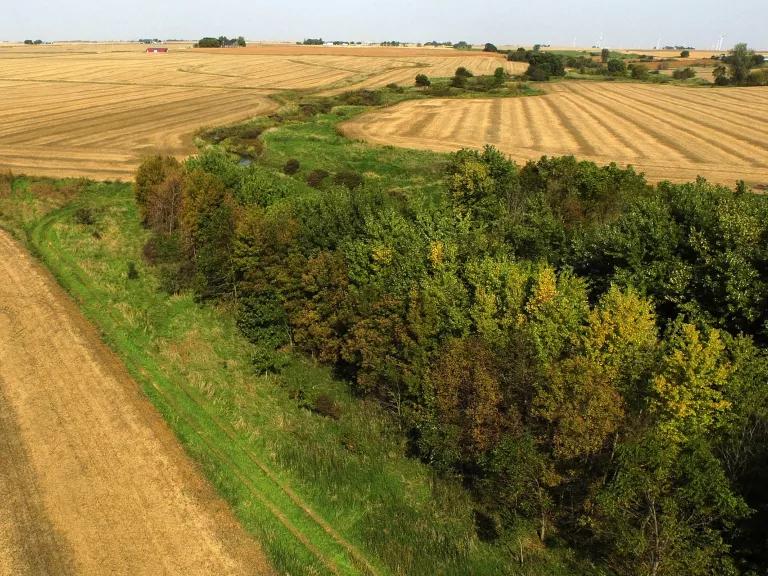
146;47;168;53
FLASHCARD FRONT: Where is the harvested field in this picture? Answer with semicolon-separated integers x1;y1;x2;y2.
341;81;768;185
0;230;270;575
0;43;518;179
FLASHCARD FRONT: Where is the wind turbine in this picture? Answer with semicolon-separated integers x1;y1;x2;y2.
717;33;726;51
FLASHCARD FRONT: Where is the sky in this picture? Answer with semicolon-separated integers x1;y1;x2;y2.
3;0;767;50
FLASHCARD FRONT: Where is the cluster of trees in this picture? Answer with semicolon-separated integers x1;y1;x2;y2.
135;143;768;575
713;44;768;86
23;39;43;45
417;40;473;50
301;38;325;45
507;46;566;80
414;67;508;92
196;36;246;48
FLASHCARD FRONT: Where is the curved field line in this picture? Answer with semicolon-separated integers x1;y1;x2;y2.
598;84;768;150
623;84;768;126
577;84;767;167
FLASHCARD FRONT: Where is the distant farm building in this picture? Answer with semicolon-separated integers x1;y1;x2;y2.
146;47;168;54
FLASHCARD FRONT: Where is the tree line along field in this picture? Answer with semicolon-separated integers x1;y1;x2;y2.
0;42;521;179
342;81;768;185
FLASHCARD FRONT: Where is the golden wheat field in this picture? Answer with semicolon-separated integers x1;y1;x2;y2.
0;42;518;179
342;81;768;185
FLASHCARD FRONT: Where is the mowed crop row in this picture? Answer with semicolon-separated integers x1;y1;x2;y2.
0;81;275;179
0;43;523;178
341;82;768;185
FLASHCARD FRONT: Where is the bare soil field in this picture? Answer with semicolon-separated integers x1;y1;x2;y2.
0;229;271;575
341;81;768;185
0;43;522;179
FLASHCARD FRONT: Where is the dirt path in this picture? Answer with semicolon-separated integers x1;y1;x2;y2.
0;230;272;575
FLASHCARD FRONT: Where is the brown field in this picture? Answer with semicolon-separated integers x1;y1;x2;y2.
341;81;768;185
0;42;521;179
0;230;271;575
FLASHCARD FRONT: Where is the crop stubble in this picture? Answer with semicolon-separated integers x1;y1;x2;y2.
0;43;516;179
0;230;271;575
341;82;768;184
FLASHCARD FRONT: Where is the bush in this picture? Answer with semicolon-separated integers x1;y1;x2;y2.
251;346;289;374
672;67;696;80
680;50;690;58
306;169;330;189
455;67;474;78
297;102;327;117
333;171;363;190
415;74;431;87
283;159;300;175
74;207;96;226
483;43;498;53
629;63;649;80
338;90;382;106
386;82;404;93
311;394;342;420
746;69;768;86
607;59;627;75
450;74;467;88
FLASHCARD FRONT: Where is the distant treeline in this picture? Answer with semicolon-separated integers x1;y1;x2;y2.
195;36;246;48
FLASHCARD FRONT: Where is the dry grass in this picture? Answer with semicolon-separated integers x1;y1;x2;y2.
341;81;768;185
0;42;522;179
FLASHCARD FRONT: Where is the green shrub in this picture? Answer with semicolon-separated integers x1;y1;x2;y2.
338;90;382;106
283;159;301;175
672;67;696;80
332;170;363;190
306;169;330;189
251;346;290;374
607;59;627;75
311;393;342;420
74;207;96;226
127;261;139;280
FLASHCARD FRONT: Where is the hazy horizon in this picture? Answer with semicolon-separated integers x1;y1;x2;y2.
3;0;767;50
